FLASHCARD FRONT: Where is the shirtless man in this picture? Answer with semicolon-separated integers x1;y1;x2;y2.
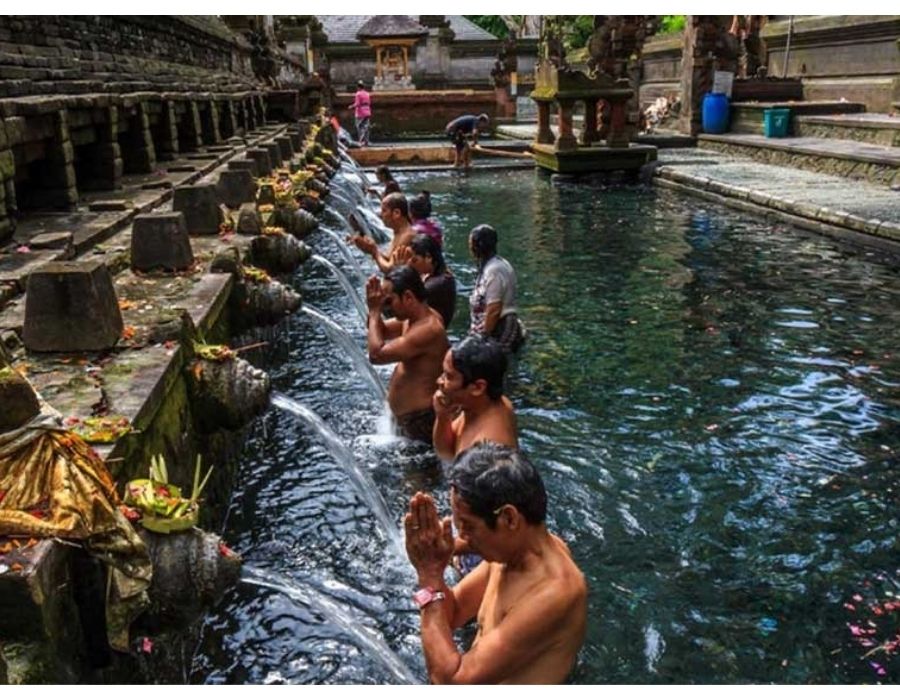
433;335;517;462
350;192;415;273
404;442;588;684
366;265;449;443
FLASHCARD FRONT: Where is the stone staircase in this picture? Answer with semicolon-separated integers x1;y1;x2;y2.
697;101;900;189
0;16;258;97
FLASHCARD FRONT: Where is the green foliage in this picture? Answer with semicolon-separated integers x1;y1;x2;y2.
465;15;509;39
659;15;686;34
562;16;594;51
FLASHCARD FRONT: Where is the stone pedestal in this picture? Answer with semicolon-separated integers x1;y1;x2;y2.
131;213;194;272
23;261;123;352
227;159;258;178
245;148;272;177
286;131;303;152
172;185;223;235
263;143;283;170
274;136;294;162
216;170;258;208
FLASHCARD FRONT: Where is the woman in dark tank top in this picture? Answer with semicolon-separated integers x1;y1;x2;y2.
399;234;456;328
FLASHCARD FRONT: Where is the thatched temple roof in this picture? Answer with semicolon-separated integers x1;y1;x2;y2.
356;15;429;39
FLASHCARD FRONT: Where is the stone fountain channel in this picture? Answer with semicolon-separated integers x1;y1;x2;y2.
0;119;392;683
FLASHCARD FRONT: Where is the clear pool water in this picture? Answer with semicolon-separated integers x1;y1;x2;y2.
189;169;900;684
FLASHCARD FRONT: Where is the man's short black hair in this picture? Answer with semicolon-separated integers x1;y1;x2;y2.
450;442;547;529
385;264;426;302
451;335;506;400
382;191;409;219
375;165;394;181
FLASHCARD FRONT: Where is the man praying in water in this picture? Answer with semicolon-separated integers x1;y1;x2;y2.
349;192;416;273
432;335;517;461
404;442;587;684
366;265;449;444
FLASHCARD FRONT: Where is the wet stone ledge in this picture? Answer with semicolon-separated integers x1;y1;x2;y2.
0;117;337;682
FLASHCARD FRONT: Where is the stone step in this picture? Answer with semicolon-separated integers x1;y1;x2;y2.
729;100;867;136
695;133;900;188
793;113;900;147
655;147;900;247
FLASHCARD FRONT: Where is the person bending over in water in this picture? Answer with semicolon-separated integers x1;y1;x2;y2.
404;442;587;684
366;265;449;444
395;233;456;328
349;192;416;273
445;113;489;169
432;335;516;461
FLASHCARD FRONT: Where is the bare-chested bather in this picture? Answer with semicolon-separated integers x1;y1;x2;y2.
432;335;517;462
365;265;448;444
404;442;587;684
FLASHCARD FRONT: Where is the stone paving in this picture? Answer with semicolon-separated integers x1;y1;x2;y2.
497;120;899;247
656;147;900;245
697;133;900;167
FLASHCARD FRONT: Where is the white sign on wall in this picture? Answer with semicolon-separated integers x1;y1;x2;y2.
713;71;734;97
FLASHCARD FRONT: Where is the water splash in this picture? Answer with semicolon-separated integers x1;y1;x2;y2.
357;206;393;243
318;225;368;285
241;566;418;684
311;254;367;324
270;392;402;556
300;305;386;402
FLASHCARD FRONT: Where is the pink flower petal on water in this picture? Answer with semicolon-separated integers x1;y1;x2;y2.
843;603;856;611
15;245;31;254
849;624;863;636
853;594;864;602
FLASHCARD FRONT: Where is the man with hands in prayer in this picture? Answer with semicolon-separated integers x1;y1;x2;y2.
403;442;587;684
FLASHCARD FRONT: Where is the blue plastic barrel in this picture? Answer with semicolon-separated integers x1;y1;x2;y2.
701;92;730;134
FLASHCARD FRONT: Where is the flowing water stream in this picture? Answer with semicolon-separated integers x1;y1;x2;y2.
310;254;367;324
190;168;900;684
300;305;386;402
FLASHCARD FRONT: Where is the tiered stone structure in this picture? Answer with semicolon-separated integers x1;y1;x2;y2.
530;60;657;174
0;16;276;245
